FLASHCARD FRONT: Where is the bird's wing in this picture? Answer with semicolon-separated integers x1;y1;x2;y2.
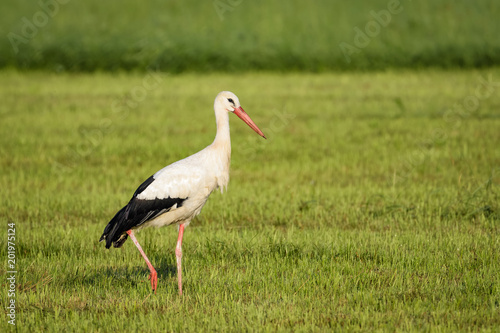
125;161;208;224
100;152;215;248
137;157;210;201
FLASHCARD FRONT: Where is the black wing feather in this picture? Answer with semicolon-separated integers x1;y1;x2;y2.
99;175;187;249
133;175;155;197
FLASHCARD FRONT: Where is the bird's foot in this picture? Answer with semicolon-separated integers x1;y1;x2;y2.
149;270;158;293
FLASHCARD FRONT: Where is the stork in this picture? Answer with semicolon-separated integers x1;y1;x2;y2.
99;91;266;295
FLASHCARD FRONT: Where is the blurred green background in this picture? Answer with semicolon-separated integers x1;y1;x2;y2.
1;0;499;72
2;1;500;331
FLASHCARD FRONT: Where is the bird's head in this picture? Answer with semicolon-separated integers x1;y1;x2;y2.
215;91;266;139
217;91;241;113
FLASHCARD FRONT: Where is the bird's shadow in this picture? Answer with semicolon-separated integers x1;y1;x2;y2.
110;254;177;280
151;254;178;278
68;255;178;291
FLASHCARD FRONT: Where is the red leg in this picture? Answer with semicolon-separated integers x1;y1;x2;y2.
127;230;158;293
175;223;186;296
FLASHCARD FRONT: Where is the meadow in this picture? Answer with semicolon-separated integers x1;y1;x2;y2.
1;68;499;331
1;0;499;72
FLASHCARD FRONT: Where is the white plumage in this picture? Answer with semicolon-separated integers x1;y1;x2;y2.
100;91;266;295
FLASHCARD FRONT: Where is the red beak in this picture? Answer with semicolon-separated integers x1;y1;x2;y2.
233;107;266;139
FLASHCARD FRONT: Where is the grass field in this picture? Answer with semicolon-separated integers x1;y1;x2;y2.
1;68;500;331
1;0;499;71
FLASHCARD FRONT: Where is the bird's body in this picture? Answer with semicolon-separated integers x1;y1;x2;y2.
100;91;265;294
101;137;230;248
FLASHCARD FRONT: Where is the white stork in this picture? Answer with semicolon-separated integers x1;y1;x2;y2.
99;91;266;295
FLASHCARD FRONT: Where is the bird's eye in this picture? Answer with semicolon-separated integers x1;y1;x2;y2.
227;98;234;105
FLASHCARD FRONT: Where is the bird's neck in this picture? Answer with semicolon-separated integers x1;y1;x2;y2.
212;110;231;152
211;110;231;191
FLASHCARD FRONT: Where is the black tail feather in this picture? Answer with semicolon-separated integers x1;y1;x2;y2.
100;205;128;249
100;194;188;249
113;233;129;248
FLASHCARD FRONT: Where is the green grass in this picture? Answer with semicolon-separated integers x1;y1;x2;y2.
1;0;499;72
1;68;500;331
